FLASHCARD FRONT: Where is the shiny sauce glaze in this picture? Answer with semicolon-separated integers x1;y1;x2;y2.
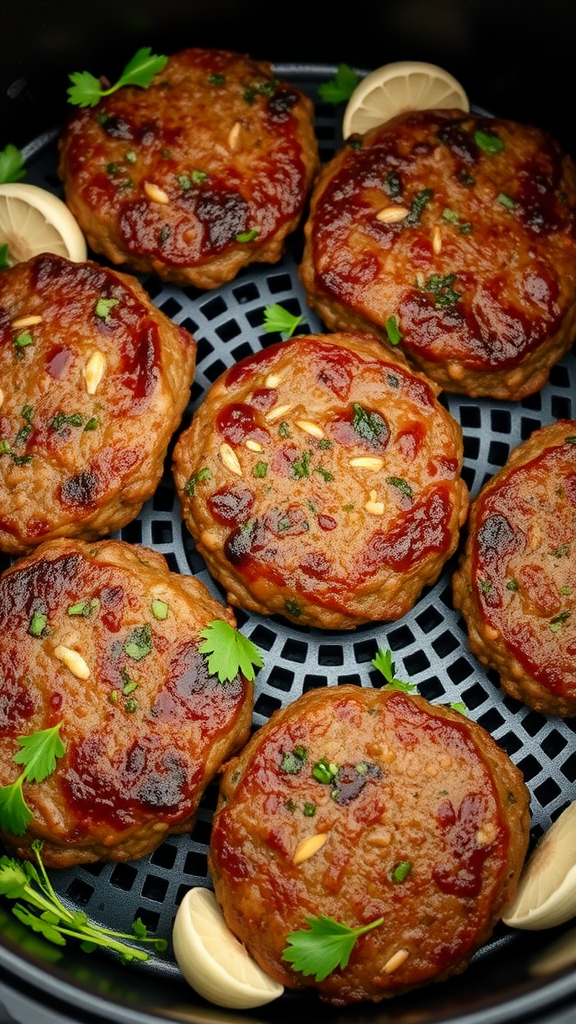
0;547;250;833
472;436;576;694
311;110;576;369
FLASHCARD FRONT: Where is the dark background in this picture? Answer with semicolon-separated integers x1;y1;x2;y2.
2;0;576;156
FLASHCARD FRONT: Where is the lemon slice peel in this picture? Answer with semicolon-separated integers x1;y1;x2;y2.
0;182;87;266
502;800;576;930
172;887;284;1009
343;60;469;138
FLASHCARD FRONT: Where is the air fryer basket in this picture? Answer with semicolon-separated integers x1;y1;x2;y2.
0;66;575;1024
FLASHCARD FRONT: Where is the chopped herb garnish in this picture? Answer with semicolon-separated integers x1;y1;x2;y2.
565;436;576;445
549;610;570;632
191;169;207;184
479;580;493;594
84;416;99;431
506;578;519;591
281;747;307;774
386;476;413;499
391;860;412;884
474;129;504;155
550;544;569;558
0;144;25;184
0;725;65;835
385;315;402;345
407;187;433;224
67;598;99;617
197;620;264;683
422;272;461;308
158;225;170;244
316;466;334;482
285;598;301;617
253;461;268;478
0;244;10;268
352;403;385;445
14;330;34;352
95;297;120;321
383;170;401;198
184;467;211;497
278;421;291;438
236;228;259;243
459;168;475;186
292;450;311;478
0;840;167;960
151;600;168;620
51;412;84;431
28;611;48;637
208;72;226;86
372;648;417;692
262;303;304;339
123;624;152;661
282;914;384;982
312;758;339;785
497;192;516;210
317;63;360;104
303;802;316;817
67;47;169;107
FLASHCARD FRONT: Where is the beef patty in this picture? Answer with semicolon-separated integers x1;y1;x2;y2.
0;537;254;867
452;419;576;717
0;253;196;555
209;684;530;1006
172;331;469;629
57;47;319;289
299;108;576;400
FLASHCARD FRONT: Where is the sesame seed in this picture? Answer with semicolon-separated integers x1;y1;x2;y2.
296;420;325;439
432;225;442;254
245;439;264;452
349;456;384;471
265;372;282;388
265;403;292;422
365;489;385;515
227;121;241;149
53;645;90;680
476;824;498;846
11;314;43;329
383;949;410;974
144;181;170;204
83;351;106;395
219;442;242;476
376;205;410;223
293;832;327;865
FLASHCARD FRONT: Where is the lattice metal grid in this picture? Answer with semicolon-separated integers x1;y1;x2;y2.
3;66;575;984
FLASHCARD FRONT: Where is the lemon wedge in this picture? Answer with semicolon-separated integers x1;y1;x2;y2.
172;887;284;1009
502;800;576;930
0;182;87;266
342;60;469;138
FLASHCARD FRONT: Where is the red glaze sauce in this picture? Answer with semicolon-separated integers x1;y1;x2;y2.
356;486;454;577
208;484;255;526
217;403;269;446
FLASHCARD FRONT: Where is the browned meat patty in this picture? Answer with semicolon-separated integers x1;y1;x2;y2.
172;331;469;629
209;684;530;1005
452;419;576;717
299;108;576;400
0;253;196;556
57;48;319;289
0;537;254;867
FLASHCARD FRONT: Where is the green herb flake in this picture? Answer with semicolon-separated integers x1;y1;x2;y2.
278;421;291;438
303;802;316;817
317;63;360;104
383;170;401;198
385;315;402;346
316;466;334;482
497;192;516;210
391;860;412;884
479;580;493;594
95;297;120;321
0;244;10;268
407;187;433;224
28;611;48;637
0;725;66;835
474;129;504;155
184;467;211;497
14;330;34;352
253;461;268;478
292;450;311;479
282;914;384;982
422;272;461;308
151;599;169;620
386;476;413;499
123;624;152;661
84;416;99;431
236;228;259;243
262;303;304;339
67;598;100;617
565;435;576;445
549;610;570;632
285;598;301;617
281;746;307;774
352;403;385;445
197;619;264;683
208;73;226;86
312;758;339;785
506;578;519;591
67;47;169;108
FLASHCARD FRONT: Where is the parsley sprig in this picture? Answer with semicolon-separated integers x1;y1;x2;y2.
67;47;168;108
0;840;167;962
371;648;417;693
318;64;360;104
0;144;25;184
198;620;264;682
0;724;66;835
262;303;304;340
282;914;384;981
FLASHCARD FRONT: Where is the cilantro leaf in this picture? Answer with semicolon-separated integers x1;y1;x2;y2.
67;47;168;107
282;914;384;981
197;620;264;682
0;144;25;184
371;648;417;693
262;303;304;339
318;64;360;104
0;724;66;835
0;842;167;961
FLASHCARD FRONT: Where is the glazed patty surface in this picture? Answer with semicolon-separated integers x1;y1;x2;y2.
0;253;196;555
299;108;576;400
0;537;253;867
57;47;319;288
172;331;469;629
452;419;576;717
209;684;530;1006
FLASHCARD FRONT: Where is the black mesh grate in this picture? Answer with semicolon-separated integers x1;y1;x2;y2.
4;67;576;987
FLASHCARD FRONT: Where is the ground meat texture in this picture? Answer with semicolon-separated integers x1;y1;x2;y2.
0;537;253;867
172;331;469;629
452;420;576;716
299;109;576;400
57;48;319;289
0;254;196;555
208;685;530;1006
